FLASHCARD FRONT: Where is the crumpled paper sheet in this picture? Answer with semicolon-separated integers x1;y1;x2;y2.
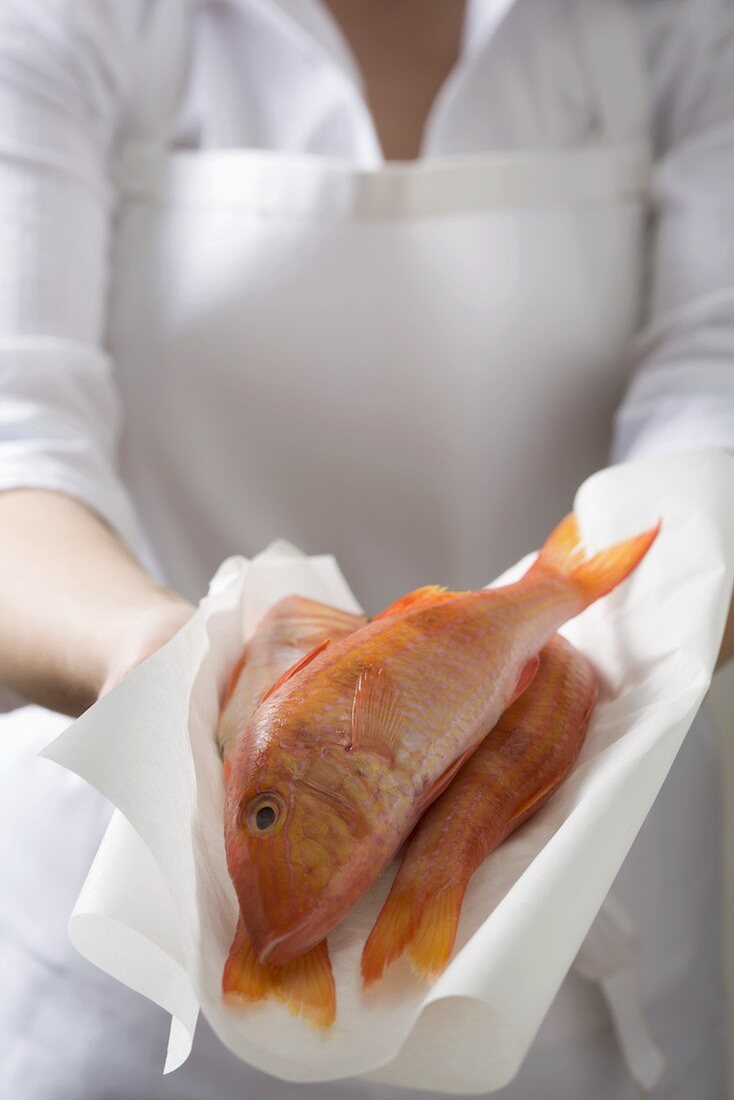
41;450;734;1093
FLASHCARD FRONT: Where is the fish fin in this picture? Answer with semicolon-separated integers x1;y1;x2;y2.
373;585;460;622
350;665;405;761
362;884;464;987
527;512;660;609
505;774;566;834
406;886;464;982
222;916;274;1002
272;939;336;1029
269;595;367;648
259;638;330;704
361;889;418;987
222;921;336;1028
508;654;540;706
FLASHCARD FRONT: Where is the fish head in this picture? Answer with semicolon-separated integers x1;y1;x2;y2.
224;730;386;966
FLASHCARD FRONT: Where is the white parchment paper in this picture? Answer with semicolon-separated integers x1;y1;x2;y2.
41;450;734;1092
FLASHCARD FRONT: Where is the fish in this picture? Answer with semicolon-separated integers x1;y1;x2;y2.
361;633;598;986
219;594;367;1026
224;510;659;1004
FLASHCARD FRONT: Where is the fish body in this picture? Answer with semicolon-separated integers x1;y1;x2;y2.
218;595;366;1026
361;633;598;985
224;514;659;968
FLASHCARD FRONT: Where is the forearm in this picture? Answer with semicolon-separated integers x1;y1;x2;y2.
0;489;193;715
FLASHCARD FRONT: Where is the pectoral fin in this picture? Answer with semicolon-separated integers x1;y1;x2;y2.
350;665;406;762
509;654;540;706
415;745;476;816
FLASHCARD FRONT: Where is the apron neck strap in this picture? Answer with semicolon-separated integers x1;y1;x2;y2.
126;0;195;147
575;0;648;144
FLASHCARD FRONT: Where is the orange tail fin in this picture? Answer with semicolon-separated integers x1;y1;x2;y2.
361;885;464;988
222;916;273;1002
406;887;464;981
222;917;336;1028
528;512;660;608
272;939;336;1029
361;891;415;987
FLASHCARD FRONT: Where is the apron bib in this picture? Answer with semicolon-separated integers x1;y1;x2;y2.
109;3;649;612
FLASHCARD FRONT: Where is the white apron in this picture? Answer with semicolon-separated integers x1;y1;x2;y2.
0;2;726;1098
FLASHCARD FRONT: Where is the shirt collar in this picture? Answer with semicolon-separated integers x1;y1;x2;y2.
462;0;521;59
230;0;521;81
232;0;362;84
223;0;522;165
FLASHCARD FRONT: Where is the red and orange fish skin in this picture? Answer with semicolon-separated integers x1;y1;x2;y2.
224;514;652;968
361;633;598;985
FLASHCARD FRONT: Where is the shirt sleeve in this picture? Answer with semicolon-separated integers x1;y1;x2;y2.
0;0;147;550
611;0;734;462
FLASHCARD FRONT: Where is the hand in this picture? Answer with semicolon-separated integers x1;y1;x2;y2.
0;490;197;716
99;597;196;698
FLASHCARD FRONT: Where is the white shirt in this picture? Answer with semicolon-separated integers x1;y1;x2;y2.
0;0;732;547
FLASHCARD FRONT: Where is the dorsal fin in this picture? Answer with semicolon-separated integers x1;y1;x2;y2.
350;665;405;762
259;638;330;705
373;585;459;623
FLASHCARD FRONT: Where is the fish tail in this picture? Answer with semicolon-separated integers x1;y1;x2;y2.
361;888;419;987
528;512;660;609
222;915;274;1002
405;886;464;982
362;884;464;987
272;939;336;1029
222;919;336;1027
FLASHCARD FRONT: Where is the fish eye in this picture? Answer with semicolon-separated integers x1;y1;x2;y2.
244;792;285;836
256;804;275;829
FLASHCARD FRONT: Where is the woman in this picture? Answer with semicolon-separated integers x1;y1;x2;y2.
0;1;732;1097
